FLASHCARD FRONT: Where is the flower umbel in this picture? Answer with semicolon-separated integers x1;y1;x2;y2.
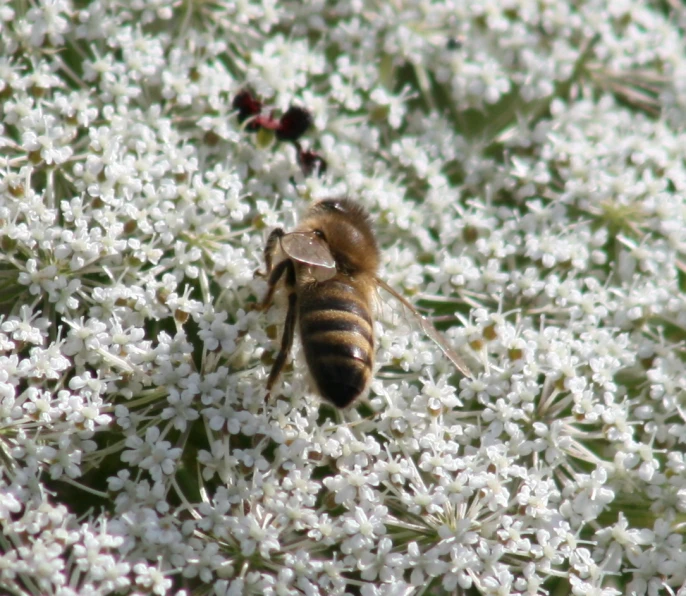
0;1;684;595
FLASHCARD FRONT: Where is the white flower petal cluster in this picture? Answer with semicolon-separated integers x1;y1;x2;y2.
1;1;685;595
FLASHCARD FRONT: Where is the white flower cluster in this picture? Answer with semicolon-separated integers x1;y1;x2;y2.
1;1;685;595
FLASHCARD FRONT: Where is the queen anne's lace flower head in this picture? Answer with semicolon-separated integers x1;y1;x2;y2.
0;1;685;594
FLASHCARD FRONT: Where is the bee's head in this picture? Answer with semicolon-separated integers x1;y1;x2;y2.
300;199;379;276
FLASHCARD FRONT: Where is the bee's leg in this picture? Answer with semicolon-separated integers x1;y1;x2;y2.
265;261;297;401
255;228;285;278
257;257;290;312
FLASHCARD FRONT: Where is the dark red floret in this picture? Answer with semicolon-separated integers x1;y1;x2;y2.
296;144;327;177
232;89;263;130
276;106;313;142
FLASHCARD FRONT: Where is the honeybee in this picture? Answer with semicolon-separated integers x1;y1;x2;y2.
257;198;472;408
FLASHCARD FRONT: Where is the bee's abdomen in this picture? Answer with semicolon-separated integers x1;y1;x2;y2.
300;280;374;408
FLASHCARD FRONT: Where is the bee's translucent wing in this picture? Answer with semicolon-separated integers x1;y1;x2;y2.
280;231;337;282
280;231;336;269
376;278;473;378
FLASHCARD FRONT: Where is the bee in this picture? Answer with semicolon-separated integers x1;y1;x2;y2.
257;198;472;408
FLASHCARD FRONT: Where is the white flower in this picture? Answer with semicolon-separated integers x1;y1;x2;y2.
197;309;238;353
26;0;71;46
355;536;405;582
0;305;49;345
160;387;200;431
232;513;281;559
133;561;172;596
341;505;388;554
323;465;380;505
21;114;73;165
121;427;181;482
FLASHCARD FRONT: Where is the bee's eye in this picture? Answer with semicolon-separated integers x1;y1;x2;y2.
314;229;326;240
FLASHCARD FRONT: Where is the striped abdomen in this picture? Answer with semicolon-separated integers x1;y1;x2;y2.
299;278;374;407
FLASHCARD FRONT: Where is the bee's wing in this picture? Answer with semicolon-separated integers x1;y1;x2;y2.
280;232;336;269
376;278;473;378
